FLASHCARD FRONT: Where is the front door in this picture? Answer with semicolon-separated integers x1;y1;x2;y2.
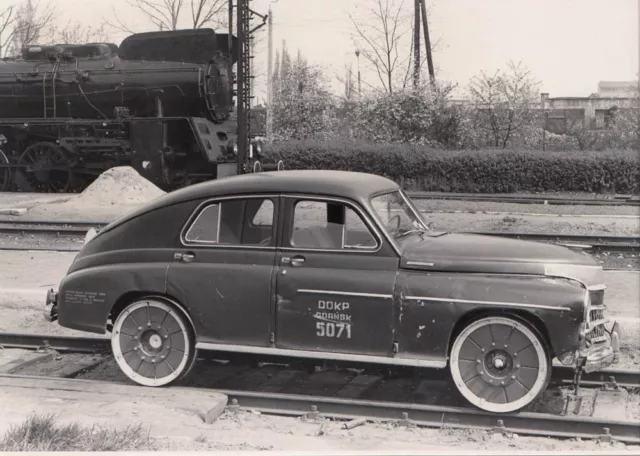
275;196;399;357
167;194;279;347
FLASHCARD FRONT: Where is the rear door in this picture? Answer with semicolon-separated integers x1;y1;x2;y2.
274;195;400;357
167;194;279;347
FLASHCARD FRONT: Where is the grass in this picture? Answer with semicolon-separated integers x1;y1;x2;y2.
0;413;155;451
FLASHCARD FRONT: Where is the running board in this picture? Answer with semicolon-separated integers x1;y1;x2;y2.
195;342;448;369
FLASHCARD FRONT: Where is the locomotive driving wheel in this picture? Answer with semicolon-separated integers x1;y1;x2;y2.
449;316;551;413
16;142;75;193
0;148;11;192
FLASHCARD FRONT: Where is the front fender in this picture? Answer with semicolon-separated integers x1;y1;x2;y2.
395;272;586;363
57;263;169;334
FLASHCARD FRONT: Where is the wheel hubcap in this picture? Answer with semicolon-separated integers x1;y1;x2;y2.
491;352;507;370
148;333;163;349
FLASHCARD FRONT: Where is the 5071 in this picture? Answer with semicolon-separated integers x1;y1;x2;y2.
316;321;351;338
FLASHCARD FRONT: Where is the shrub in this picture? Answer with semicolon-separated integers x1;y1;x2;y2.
0;413;155;452
265;140;640;194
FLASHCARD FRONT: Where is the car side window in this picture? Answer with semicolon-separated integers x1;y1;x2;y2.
290;199;378;250
251;199;274;226
184;197;275;246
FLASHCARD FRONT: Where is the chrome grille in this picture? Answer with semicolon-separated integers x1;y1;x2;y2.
589;308;604;321
590;325;605;339
586;288;607;343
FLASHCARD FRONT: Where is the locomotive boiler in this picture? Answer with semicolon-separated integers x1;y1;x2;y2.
0;28;265;193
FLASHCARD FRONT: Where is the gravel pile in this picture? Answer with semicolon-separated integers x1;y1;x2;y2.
73;167;166;207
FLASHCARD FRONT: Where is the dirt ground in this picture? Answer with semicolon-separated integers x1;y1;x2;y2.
1;180;639;452
0;374;636;452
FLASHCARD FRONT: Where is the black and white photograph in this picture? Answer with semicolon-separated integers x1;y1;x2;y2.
0;0;638;452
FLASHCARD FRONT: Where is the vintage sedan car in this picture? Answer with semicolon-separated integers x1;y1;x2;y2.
44;170;620;413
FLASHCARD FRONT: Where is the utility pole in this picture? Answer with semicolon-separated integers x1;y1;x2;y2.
267;5;273;145
419;0;435;85
355;50;361;97
235;0;267;174
236;0;249;174
413;0;421;88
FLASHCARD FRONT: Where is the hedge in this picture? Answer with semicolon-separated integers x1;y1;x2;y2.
265;141;640;194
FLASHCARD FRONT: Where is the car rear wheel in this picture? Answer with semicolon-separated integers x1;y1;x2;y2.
111;298;196;387
449;316;551;413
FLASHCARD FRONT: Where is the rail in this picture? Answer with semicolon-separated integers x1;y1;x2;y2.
219;389;640;443
0;335;639;444
406;191;640;207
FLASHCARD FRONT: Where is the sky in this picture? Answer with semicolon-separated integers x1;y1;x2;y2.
4;0;638;102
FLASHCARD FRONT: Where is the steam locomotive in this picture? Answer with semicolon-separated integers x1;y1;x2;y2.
0;28;268;193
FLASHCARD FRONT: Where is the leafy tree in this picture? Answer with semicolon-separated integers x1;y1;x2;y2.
351;80;464;148
271;42;336;141
605;85;640;150
467;61;540;148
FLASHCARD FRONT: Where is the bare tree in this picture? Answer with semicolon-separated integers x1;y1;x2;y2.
49;21;111;44
105;0;226;34
3;0;56;56
0;4;16;57
349;0;439;94
350;0;410;94
190;0;226;28
468;61;540;148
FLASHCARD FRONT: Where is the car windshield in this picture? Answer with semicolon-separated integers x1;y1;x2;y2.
370;190;429;240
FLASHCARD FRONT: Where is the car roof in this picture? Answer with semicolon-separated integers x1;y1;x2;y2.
101;170;400;233
172;169;399;201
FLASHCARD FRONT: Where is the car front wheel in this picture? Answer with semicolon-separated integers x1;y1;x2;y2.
449;316;551;413
111;298;196;387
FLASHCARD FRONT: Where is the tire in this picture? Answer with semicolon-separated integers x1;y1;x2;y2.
111;298;197;387
449;316;551;413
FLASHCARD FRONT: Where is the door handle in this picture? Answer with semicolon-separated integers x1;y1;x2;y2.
281;255;305;266
174;252;196;263
290;255;305;267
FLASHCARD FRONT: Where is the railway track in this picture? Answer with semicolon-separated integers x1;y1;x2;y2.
2;190;639;206
407;192;640;206
0;332;639;444
1;220;639;254
2;332;637;388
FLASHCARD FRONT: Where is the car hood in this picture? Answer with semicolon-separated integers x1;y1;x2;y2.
400;232;605;288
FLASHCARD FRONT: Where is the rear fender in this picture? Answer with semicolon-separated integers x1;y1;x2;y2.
57;263;169;334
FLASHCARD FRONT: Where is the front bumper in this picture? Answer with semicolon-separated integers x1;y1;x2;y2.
44;288;58;322
579;320;620;374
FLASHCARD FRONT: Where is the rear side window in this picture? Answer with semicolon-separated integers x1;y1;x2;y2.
184;197;275;246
